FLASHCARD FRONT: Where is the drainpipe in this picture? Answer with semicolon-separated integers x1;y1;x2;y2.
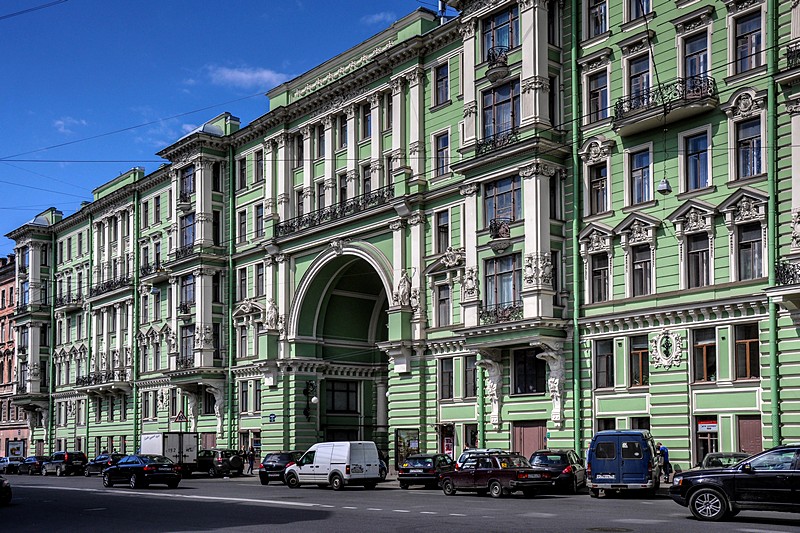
570;0;583;454
227;145;236;448
477;352;485;448
766;0;780;446
48;231;56;454
86;215;93;448
132;191;141;449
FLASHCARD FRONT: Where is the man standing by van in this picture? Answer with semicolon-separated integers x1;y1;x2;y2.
657;442;670;482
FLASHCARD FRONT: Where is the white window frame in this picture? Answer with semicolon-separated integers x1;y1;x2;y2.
621;50;652;103
583;64;611;126
724;90;766;183
431;127;451;179
678;125;713;193
434;282;452;328
579;137;615;218
721;195;768;283
726;1;766;78
625;0;651;23
623;142;653;206
434;207;452;254
432;60;450;107
676;24;711;80
584;0;610;43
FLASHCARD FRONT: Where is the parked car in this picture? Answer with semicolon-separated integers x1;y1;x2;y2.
586;430;661;497
440;453;543;498
259;451;302;485
698;452;748;470
84;453;126;476
0;475;11;506
398;453;455;489
42;451;88;476
528;449;587;493
455;448;503;469
102;454;181;489
670;444;800;521
284;441;382;490
0;457;23;474
18;456;48;475
196;449;244;478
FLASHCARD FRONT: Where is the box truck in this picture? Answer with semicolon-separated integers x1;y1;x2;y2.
140;432;198;476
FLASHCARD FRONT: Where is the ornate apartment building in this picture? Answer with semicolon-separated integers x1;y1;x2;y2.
0;254;26;457
5;0;800;472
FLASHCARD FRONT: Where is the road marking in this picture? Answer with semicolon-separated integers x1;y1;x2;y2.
449;513;467;517
342;506;358;509
367;508;382;511
738;529;795;533
318;504;335;508
84;508;106;512
419;511;437;515
393;509;411;513
519;512;558;518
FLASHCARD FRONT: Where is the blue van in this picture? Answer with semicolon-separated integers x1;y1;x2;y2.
586;430;661;497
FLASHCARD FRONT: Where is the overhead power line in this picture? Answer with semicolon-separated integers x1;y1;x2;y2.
0;0;67;22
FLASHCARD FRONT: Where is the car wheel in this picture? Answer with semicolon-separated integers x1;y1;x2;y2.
689;488;728;522
84;468;91;477
56;466;63;477
27;468;33;476
399;482;409;490
522;489;536;498
167;480;180;489
102;473;112;487
208;468;217;478
285;472;300;489
130;474;140;489
441;479;456;496
41;466;47;476
570;477;579;494
590;488;600;498
489;480;504;498
330;473;344;491
260;477;269;486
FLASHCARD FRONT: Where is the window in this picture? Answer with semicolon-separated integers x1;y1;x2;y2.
238;268;247;301
180;165;195;196
338;114;348;149
238;157;248;189
736;118;762;179
434;132;449;177
360;103;371;139
692;328;716;382
738;223;763;280
687;233;710;288
213;210;221;246
588;71;608;122
203;388;215;415
591;254;609;303
179;213;195;248
482;6;519;56
317;182;326;209
254;380;262;412
213;272;222;303
735;12;762;73
631;417;650;430
240;380;249;413
547;0;561;46
212;161;222;192
629;55;650;109
435;63;449;106
154;195;161;223
238;211;247;244
439;359;454;399
484;254;522;307
588;0;607;38
180;326;194;359
256;263;265;297
294;135;304;168
629;335;649;386
484;175;522;224
436;284;451;327
338;173;347;204
631;245;651;297
180;274;195;305
735;324;759;379
66;237;72;260
514;349;546;394
77;232;83;255
482;80;520;139
629;149;650;204
630;0;650;20
213;323;222;360
296;190;304;217
684;33;708;79
383;92;393;130
589;164;608;215
361;165;372;194
436;211;450;253
685;132;709;190
316;125;325;158
327;380;358;412
595;339;614;388
464;354;477;398
254;149;264;182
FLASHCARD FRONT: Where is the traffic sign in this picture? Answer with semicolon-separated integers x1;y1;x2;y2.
173;410;188;423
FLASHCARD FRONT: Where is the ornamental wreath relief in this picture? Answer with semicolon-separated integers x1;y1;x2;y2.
649;329;684;369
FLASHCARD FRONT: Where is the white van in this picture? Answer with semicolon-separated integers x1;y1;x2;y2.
284;441;381;490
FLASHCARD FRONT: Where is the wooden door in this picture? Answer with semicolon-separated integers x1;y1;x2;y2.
737;415;762;455
513;421;547;457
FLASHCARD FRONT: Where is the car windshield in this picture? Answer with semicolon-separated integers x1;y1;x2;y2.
497;456;531;468
405;457;434;468
263;453;290;462
141;455;173;464
531;454;567;465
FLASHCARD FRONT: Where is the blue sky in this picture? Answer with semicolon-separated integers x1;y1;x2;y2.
0;0;455;253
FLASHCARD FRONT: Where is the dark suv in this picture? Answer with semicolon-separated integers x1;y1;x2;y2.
259;451;302;485
197;449;244;478
529;449;587;493
670;444;800;521
440;453;541;498
42;451;88;476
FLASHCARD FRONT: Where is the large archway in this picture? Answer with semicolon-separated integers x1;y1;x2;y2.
292;248;391;448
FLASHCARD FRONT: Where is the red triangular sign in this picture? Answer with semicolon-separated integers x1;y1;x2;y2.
173;411;188;423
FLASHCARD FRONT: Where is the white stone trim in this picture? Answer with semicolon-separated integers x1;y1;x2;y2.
622;141;654;207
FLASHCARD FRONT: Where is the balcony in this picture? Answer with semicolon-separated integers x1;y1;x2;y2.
54;293;83;311
140;262;170;283
171;244;197;262
488;218;512;252
778;42;800;84
14;303;48;317
766;261;800;320
275;184;394;238
177;302;193;319
177;191;193;212
476;128;520;156
18;265;28;279
175;356;194;370
612;76;718;136
75;368;132;395
88;276;132;298
479;300;524;325
485;46;510;83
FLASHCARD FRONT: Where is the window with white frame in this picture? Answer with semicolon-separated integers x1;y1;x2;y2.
254;204;264;239
237;210;247;244
588;71;609;123
629;335;649;386
737;222;763;280
436;210;450;254
254;149;264;182
736;118;762;179
628;147;651;205
482;80;520;139
439;358;454;400
687;233;710;288
692;328;717;382
513;349;547;394
595;339;614;388
238;157;248;188
629;0;650;21
734;323;760;379
482;5;520;58
627;54;651;110
684;32;709;79
587;0;608;39
547;0;561;46
734;11;762;74
436;284;451;327
589;163;608;215
590;253;610;303
484;253;522;308
484;174;522;225
434;63;449;106
721;192;767;282
631;244;651;297
434;131;449;177
682;129;710;191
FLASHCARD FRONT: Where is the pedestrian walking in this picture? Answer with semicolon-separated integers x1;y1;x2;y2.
657;442;671;482
247;446;255;475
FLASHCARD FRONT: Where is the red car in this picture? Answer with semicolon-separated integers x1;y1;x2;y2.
440;453;542;498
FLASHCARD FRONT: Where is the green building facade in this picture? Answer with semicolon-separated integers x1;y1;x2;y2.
7;0;799;474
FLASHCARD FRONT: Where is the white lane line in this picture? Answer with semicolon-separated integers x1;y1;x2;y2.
367;508;383;511
419;511;437;515
342;506;358;509
393;509;411;513
449;513;467;517
318;504;335;508
84;508;107;512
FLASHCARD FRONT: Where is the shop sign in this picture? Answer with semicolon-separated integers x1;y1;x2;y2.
698;420;718;432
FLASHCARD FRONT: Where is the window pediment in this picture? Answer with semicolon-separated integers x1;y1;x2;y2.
618;30;655;56
233;298;264;326
671;5;714;34
613;213;662;247
718;187;767;226
724;0;764;14
668;199;717;236
579;136;616;164
722;89;766;119
578;47;613;72
579;222;614;255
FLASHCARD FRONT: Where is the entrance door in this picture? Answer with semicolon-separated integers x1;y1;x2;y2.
738;415;762;455
513;421;547;457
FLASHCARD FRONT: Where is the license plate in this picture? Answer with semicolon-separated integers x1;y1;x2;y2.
351;465;364;473
410;469;423;473
530;473;541;479
597;474;615;480
268;473;281;477
72;461;82;465
159;467;172;472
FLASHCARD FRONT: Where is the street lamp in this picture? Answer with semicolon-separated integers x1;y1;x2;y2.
303;381;318;421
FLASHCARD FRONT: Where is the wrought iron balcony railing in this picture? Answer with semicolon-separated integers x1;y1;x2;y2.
487;46;510;68
275;184;395;237
88;276;132;297
18;265;28;275
140;262;165;276
176;356;194;370
777;261;800;286
173;244;196;260
613;76;718;122
15;381;27;394
14;304;30;315
54;293;83;308
75;369;130;387
476;128;520;155
177;302;193;315
488;218;512;239
787;43;800;70
178;191;192;203
479;300;524;325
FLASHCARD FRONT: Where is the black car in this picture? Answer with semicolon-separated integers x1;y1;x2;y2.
670;444;800;521
528;449;587;493
398;453;455;489
102;454;180;489
259;451;302;485
84;453;126;476
197;449;244;478
42;451;88;476
18;456;48;475
697;452;748;470
0;475;11;506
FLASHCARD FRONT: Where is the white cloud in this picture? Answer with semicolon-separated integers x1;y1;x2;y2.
207;66;291;90
53;116;88;134
181;123;197;134
361;11;396;25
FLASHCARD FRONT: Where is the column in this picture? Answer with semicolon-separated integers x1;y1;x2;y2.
302;125;313;213
521;162;554;318
263;139;276;220
196;160;212;246
369;92;382;185
276;255;289;359
407;68;425;183
408;213;425;339
459;21;477;143
376;378;388;430
521;1;550;126
346;104;358;199
276;133;291;220
29;243;41;304
92;222;101;280
322;116;335;207
28;324;41;394
460;184;480;327
115;303;123;358
195;269;214;367
169;170;178;256
126;298;133;359
389;77;408;191
790;103;800;253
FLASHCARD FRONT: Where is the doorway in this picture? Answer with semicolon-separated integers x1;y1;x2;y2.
513;420;547;457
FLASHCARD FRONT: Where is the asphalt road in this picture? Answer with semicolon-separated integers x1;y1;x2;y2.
2;473;799;533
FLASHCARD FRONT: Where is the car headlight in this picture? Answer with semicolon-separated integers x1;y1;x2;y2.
1;480;9;488
672;477;682;486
